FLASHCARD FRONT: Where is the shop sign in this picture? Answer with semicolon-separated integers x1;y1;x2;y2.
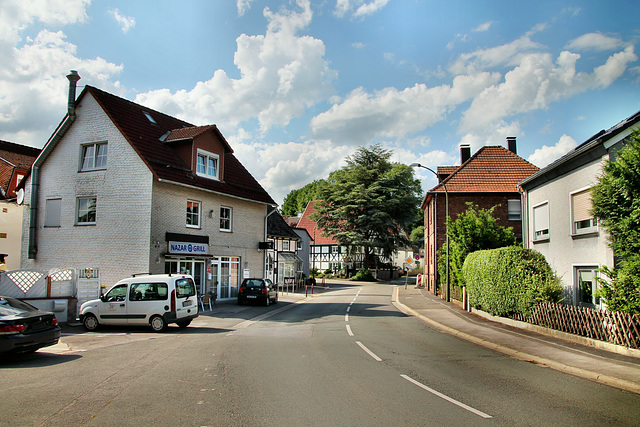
168;241;208;255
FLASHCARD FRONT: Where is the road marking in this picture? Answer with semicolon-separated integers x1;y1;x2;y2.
345;313;349;322
401;375;492;419
346;325;354;336
346;306;351;312
356;341;382;361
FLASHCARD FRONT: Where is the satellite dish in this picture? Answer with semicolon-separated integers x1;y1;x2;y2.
16;188;24;205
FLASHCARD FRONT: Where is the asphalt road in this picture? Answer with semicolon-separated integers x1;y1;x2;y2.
2;281;640;426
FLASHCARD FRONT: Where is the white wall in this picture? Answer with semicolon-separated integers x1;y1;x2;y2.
21;93;154;288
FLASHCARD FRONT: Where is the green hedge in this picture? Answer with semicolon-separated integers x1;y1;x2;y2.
463;246;563;317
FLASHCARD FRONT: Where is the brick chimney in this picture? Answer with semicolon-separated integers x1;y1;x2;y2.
460;144;471;163
507;136;517;154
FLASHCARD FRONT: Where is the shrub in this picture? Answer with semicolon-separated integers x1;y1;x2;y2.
350;268;376;282
463;246;563;317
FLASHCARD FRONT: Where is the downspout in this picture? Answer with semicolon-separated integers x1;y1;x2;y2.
28;70;80;259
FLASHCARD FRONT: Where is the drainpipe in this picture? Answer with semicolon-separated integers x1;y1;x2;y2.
263;207;277;278
28;70;80;259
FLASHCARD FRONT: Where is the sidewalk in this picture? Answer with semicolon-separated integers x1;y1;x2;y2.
393;283;640;395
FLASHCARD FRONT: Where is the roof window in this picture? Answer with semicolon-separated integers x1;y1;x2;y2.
143;111;157;125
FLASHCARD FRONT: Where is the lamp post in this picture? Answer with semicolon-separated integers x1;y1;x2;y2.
410;163;450;302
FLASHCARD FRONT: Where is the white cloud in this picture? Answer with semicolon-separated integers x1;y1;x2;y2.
0;1;123;147
135;0;336;134
460;46;638;133
449;36;546;74
566;33;624;52
237;0;256;16
230;136;353;205
334;0;389;19
528;134;577;168
472;21;494;33
109;8;135;34
310;72;501;146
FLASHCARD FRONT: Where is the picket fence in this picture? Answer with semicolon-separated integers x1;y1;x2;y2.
513;302;640;349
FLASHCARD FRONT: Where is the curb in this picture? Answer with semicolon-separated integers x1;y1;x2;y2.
392;286;640;395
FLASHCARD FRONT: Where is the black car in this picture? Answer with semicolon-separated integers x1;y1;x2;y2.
0;296;61;354
237;278;278;306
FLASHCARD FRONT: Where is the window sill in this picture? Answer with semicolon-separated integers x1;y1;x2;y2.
532;237;550;244
219;229;232;233
78;168;107;173
186;225;201;230
571;231;599;239
75;223;96;226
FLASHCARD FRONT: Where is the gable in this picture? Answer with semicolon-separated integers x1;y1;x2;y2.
73;86;274;205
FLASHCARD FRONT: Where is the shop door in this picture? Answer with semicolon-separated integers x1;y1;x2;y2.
210;257;240;300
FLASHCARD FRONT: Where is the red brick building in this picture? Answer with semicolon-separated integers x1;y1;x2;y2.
420;139;539;297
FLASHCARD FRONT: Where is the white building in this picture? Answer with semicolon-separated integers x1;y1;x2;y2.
20;71;276;301
519;109;640;308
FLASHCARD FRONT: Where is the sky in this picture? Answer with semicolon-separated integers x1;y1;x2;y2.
1;0;639;207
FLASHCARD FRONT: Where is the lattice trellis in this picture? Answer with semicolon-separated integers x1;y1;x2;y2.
50;269;74;282
6;270;44;294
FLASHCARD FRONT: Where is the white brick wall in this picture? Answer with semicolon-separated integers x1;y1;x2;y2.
22;94;153;287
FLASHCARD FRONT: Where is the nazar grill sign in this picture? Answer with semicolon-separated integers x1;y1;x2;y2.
168;241;208;255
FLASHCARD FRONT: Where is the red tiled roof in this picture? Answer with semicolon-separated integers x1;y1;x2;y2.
80;86;275;205
429;146;539;194
0;140;40;196
296;201;336;245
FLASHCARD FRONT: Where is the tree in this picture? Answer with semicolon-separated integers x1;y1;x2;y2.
281;180;324;216
313;144;422;267
591;129;640;314
438;203;516;290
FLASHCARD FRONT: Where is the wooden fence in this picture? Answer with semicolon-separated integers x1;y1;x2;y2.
512;302;640;349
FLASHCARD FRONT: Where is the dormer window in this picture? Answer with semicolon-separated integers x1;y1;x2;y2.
196;149;219;180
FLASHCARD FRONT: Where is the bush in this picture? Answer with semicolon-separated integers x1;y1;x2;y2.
350;268;376;282
463;246;563;317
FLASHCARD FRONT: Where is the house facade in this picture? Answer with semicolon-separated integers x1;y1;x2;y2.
0;140;40;270
518;109;640;308
20;72;275;302
265;206;303;288
421;139;540;298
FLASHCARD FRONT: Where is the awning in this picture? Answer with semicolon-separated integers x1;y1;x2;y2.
278;253;303;263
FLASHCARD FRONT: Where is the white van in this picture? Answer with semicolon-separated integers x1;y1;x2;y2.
79;274;199;332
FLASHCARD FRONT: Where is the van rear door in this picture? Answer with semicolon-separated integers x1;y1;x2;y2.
174;277;197;319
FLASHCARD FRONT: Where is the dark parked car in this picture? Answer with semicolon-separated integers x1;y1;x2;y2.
237;278;278;306
0;296;61;354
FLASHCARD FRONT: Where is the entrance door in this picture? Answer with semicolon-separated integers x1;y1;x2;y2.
210;257;240;300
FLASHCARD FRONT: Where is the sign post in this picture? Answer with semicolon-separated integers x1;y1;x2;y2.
404;257;413;289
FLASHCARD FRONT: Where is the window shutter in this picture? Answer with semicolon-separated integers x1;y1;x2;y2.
533;203;549;232
572;189;593;223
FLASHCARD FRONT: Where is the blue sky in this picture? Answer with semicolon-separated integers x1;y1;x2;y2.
1;0;639;206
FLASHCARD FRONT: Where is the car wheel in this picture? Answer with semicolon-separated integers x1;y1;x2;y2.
176;319;191;328
150;315;167;332
265;296;270;306
83;314;100;332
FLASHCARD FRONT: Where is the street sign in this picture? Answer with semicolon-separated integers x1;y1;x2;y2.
405;257;413;264
414;253;420;261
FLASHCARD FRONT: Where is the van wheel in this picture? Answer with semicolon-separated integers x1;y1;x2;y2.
176;319;191;328
150;315;167;332
83;314;99;332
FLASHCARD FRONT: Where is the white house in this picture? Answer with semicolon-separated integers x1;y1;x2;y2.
519;109;640;308
20;71;276;302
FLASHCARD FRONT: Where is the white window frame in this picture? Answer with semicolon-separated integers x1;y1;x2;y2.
196;149;220;180
220;206;232;232
574;265;600;307
76;196;96;225
45;198;62;227
507;199;521;221
532;201;549;242
80;142;108;171
571;187;598;236
186;200;201;229
282;240;290;251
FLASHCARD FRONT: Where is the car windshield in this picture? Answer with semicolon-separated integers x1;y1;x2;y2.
0;297;37;316
176;278;196;298
243;279;264;289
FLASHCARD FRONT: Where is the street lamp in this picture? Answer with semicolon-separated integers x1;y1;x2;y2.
410;163;450;302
